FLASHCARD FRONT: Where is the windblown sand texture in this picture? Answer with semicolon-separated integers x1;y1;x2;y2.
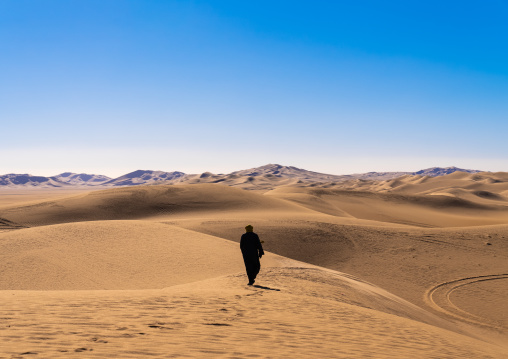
0;172;507;358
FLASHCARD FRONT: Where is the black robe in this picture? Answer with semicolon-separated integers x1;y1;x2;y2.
240;232;264;283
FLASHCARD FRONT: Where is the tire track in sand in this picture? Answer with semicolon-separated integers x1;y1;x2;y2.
425;274;508;329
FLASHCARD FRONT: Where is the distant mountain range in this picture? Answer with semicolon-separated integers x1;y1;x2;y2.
101;170;185;186
0;165;484;188
0;174;69;187
55;172;112;185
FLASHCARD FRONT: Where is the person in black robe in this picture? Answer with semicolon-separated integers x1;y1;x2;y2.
240;225;264;285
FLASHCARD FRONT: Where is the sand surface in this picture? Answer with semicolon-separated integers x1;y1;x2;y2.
2;268;507;359
0;179;507;358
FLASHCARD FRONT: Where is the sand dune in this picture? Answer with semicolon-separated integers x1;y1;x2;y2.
0;221;291;290
173;218;508;314
4;178;508;229
266;186;508;227
0;184;310;227
0;187;93;208
326;171;508;199
1;177;508;358
0;221;447;328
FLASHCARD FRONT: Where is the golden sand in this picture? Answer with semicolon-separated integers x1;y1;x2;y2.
0;176;507;357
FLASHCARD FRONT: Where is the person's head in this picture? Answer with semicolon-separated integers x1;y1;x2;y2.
245;225;254;232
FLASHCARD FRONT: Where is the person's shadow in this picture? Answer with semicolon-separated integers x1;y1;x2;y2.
253;285;281;291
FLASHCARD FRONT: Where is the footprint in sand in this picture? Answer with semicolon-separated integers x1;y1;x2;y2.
90;337;108;343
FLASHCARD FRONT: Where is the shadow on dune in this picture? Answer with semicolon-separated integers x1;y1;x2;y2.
253;284;281;291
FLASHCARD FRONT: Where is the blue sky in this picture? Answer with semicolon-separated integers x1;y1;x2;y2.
1;1;507;176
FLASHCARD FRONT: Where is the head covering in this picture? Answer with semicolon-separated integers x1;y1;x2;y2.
245;225;254;232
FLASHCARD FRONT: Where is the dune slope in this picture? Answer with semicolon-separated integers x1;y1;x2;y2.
0;184;310;227
266;187;508;227
0;220;290;290
1;267;507;358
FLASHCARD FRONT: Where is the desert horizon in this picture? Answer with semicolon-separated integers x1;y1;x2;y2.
3;1;507;357
0;163;489;188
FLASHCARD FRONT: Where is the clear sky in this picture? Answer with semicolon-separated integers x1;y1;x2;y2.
1;1;507;177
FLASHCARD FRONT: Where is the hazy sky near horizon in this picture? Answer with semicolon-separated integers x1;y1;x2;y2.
1;1;507;177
